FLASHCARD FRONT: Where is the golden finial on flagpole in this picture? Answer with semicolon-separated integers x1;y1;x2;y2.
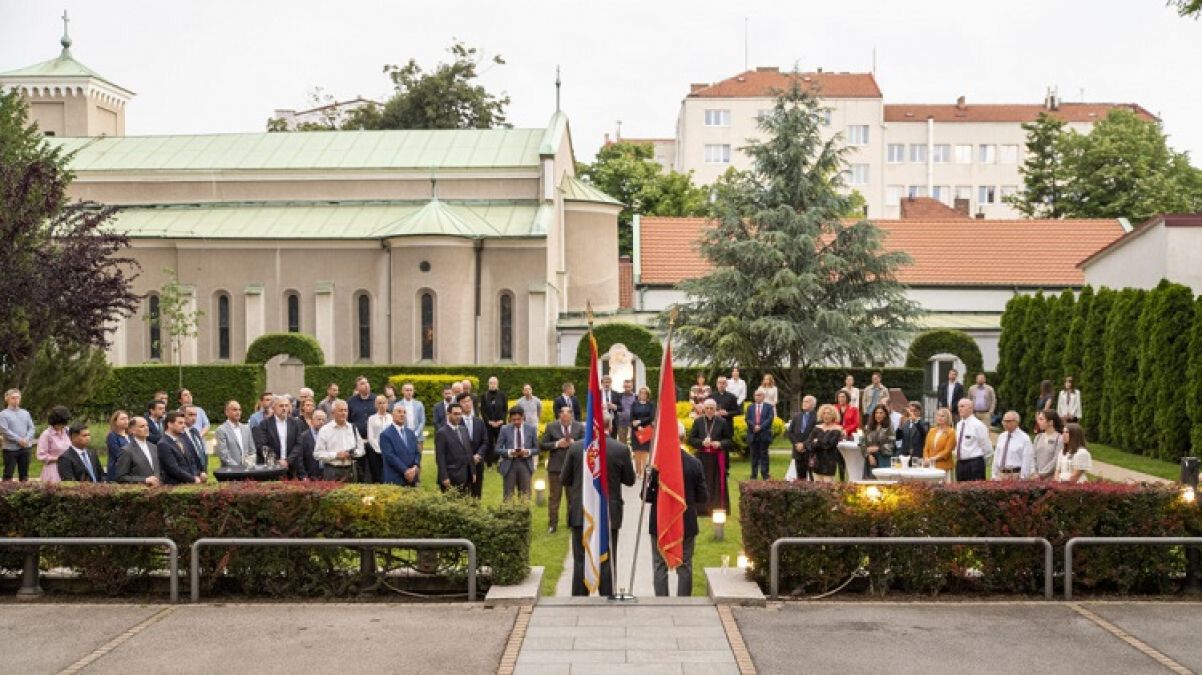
668;305;679;328
586;300;595;331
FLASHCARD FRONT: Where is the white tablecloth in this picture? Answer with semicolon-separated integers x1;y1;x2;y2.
838;441;863;483
871;467;947;483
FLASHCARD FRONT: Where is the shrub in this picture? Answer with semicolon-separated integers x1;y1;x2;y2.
244;332;325;366
1189;296;1202;453
1042;290;1075;382
1103;289;1145;449
904;330;984;383
386;374;478;411
740;481;1202;597
676;401;785;455
1080;288;1114;441
83;364;265;424
1061;285;1092;381
996;294;1030;412
0;481;530;596
574;322;662;369
307;365;590;412
1136;281;1195;461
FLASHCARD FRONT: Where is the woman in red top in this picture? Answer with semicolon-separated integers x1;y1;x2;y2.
835;390;861;437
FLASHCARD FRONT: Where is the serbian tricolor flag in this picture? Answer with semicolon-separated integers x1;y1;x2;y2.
581;333;611;594
652;341;687;568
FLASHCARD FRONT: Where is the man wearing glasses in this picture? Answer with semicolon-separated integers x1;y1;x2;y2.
991;411;1034;481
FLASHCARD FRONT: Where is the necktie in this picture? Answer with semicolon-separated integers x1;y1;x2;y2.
516;427;522;452
755;404;761;425
956;421;966;461
80;450;96;481
1000;432;1012;469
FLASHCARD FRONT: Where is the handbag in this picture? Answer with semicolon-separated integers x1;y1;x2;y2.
635;425;654;445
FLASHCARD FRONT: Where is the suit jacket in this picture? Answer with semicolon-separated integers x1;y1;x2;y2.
481;390;509;426
252;415;303;471
923;426;957;470
460;413;488;463
561;437;636;529
645;450;709;539
860;384;892;415
788;410;817;446
435;424;476;486
540;420;584;474
496;423;539;476
296;427;322;480
146;415;164;446
710;390;741;419
183;428;208;475
936;381;965;412
158;435;197;484
58;447;105;482
379;424;421;486
744;402;775;444
433;400;451;430
687;415;733;455
114;439;161;483
599;389;620;435
552;394;582;422
215;421;255;468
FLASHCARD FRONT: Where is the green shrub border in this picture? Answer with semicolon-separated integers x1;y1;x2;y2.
904;329;983;381
245;332;325;366
574;322;662;369
82;364;265;424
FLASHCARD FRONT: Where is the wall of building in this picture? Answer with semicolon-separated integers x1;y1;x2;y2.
1165;227;1202;295
1083;225;1169;291
562;203;621;312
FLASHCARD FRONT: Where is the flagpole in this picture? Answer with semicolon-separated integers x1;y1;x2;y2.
625;307;677;598
588;305;624;601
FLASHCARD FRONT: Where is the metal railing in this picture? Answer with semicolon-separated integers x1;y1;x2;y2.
189;537;477;602
769;537;1054;600
1064;537;1202;600
0;537;179;603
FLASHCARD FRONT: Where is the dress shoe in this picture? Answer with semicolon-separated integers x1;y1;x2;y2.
547;525;557;534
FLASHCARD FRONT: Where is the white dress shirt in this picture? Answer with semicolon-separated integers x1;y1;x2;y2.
954;415;992;461
991;428;1035;480
367;413;391;454
1057;389;1082;419
274;416;290;459
134;438;155;467
727;378;747;405
314;421;364;462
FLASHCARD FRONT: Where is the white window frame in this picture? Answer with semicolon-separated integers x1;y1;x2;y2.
847;125;869;146
932;144;951;163
1000;185;1019;200
907;185;928;198
999;144;1020;164
887;144;905;164
704;144;731;164
932;185;952;204
979;144;997;164
704;109;731;127
954;144;973;164
909;144;927;163
848;164;870;186
955;185;973;201
979;185;997;204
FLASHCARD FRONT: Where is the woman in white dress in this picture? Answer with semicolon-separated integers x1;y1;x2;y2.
759;374;779;406
1055;422;1092;483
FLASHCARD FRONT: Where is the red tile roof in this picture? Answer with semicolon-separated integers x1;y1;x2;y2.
899;197;969;220
1078;213;1202;268
688;68;882;99
637;216;1125;287
884;102;1156;123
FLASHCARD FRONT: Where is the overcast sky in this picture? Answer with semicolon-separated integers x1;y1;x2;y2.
3;0;1200;166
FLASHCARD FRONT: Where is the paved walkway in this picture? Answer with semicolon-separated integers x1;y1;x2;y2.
1089;460;1169;484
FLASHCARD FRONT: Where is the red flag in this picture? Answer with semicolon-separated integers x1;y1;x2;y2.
653;342;687;569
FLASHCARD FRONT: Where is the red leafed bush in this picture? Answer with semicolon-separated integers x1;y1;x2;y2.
740;481;1202;597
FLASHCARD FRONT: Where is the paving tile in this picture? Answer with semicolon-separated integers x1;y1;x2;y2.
570;665;683;675
573;636;668;650
521;637;567;651
675;637;731;651
577;614;674;627
513;664;571;675
670;614;723;627
526;625;626;639
632;626;726;639
626;650;736;664
529;613;580;627
516;650;627;665
680;663;741;675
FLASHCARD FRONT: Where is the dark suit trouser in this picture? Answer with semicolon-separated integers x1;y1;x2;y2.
652;534;696;597
355;452;372;483
503;462;532;500
471;461;485;498
749;439;770;479
366;447;383;485
791;450;811;481
571;527;620;596
548;470;567;528
955;456;986;482
3;449;30;481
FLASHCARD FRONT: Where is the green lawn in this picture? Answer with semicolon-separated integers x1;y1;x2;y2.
1087;442;1181;481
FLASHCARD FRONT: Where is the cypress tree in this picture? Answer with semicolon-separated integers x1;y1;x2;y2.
1081;287;1114;442
1139;281;1195;461
1018;292;1049;414
1103;289;1145;452
1187;296;1202;454
996;294;1030;412
1043;289;1075;382
1062;285;1093;382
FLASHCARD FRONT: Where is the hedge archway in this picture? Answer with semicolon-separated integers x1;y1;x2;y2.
905;329;983;377
575;322;662;369
245;332;325;367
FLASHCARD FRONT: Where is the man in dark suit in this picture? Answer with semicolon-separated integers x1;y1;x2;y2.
295;409;326;480
113;416;161;485
539;405;584;533
435;403;476;495
58;424;106;482
252;396;302;477
496;406;539;501
181;405;210;479
561;418;636;596
708;376;741;420
457;394;489;498
600;375;621;437
158;411;201;485
688;399;734;516
145;399;166;446
744;388;775;480
644;446;709;596
432;387;453;431
481;377;508;456
553;382;582;422
935;368;965;416
379;405;421;487
787;395;818;481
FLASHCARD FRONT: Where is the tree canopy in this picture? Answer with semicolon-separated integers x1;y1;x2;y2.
667;76;920;409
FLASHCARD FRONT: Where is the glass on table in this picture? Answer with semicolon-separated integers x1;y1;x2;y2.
890;456;902;470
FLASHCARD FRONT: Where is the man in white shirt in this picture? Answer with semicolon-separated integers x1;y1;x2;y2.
315;400;364;481
1057;377;1081;423
397;383;427;449
990;411;1034;481
727;367;748;406
954;398;991;482
114;417;161;485
215;400;256;468
516;384;541;425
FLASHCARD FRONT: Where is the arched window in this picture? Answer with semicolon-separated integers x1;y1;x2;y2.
286;292;300;333
216;293;231;360
355;292;371;361
148;294;162;360
499;291;514;360
420;291;435;361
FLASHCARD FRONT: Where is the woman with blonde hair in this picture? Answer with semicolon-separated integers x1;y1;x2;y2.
759;374;779;406
629;386;656;475
923;407;956;476
805;404;845;482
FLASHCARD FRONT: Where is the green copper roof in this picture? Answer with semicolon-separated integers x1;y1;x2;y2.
109;200;551;240
49;128;546;171
0;50;132;95
559;175;623;206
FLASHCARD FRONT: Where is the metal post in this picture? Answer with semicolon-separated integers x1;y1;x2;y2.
360;547;377;577
17;547;42;598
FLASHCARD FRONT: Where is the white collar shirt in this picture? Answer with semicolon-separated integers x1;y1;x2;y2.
954;416;991;460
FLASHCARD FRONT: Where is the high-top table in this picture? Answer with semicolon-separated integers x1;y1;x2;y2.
213;465;288;482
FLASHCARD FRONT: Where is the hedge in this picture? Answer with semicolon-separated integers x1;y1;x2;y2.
741;481;1202;597
575;322;662;370
0;482;530;596
83;364;265;424
386;374;478;411
675;401;785;455
904;329;983;381
245;332;325;366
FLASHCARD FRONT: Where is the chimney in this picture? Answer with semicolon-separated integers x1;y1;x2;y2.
1044;86;1060;111
618;255;634;309
976;207;986;220
955;96;966;110
755;66;779;73
817;67;824;73
953;197;970;217
689;83;708;93
603;133;611;145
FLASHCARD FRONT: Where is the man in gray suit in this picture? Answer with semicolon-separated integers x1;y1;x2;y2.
215;400;256;468
496;406;539;501
539;405;583;533
113;416;162;486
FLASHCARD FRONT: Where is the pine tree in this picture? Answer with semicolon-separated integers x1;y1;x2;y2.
1081;287;1115;442
1043;289;1075;383
1017;292;1049;414
669;75;921;409
1103;289;1145;452
1005;113;1070;218
1187;296;1202;454
996;294;1030;412
1137;281;1195;461
1062;285;1093;381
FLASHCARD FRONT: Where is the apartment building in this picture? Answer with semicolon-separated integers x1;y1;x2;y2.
665;67;1155;219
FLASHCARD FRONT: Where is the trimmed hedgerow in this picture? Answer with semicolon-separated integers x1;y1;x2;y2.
574;322;662;369
740;480;1201;597
82;364;265;424
244;332;325;366
0;481;530;597
904;330;984;382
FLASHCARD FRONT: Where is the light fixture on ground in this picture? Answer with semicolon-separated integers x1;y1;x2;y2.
712;509;726;541
737;552;750;570
534;479;546;506
864;485;883;502
1184;486;1197;505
